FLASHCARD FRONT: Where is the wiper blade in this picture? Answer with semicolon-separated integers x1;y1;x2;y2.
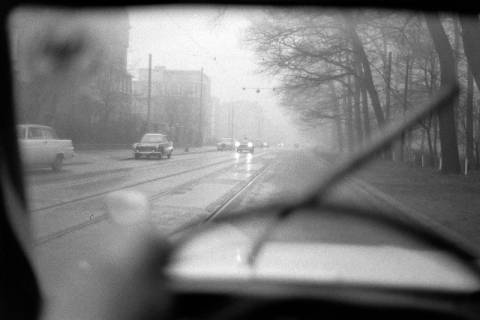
246;83;459;267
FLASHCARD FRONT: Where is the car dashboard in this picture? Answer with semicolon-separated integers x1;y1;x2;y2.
164;278;480;320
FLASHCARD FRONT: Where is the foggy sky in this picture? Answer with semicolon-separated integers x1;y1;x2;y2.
127;6;307;144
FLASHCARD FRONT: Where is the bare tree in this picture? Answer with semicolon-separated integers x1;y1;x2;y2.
460;16;480;90
425;14;461;173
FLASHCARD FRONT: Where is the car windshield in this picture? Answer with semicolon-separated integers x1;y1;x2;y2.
8;4;480;302
141;134;165;143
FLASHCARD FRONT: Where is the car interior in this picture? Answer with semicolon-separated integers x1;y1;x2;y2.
2;1;480;320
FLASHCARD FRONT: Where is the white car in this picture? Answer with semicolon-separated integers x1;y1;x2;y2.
17;124;74;171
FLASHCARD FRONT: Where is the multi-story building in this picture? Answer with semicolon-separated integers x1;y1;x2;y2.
9;8;133;144
133;66;212;146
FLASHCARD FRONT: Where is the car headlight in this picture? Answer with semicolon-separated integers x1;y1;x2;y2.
247;142;253;148
235;141;240;147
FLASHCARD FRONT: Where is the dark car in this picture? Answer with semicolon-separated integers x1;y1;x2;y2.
217;137;235;151
133;133;173;159
236;138;254;153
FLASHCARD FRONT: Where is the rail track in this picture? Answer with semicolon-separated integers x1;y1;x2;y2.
32;154;244;213
28;150;230;186
34;151;272;245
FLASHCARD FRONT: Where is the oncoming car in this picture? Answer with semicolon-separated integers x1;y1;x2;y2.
133;133;173;159
235;138;255;153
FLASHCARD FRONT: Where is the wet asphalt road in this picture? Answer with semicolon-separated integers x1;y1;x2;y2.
30;147;279;296
27;147;428;304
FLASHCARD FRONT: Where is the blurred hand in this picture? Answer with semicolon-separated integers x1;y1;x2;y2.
45;191;172;320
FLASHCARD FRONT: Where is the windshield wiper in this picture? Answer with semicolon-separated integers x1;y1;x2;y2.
245;83;460;267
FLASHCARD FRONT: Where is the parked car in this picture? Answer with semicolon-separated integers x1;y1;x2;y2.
17;124;74;171
216;137;235;151
236;138;254;153
133;133;173;159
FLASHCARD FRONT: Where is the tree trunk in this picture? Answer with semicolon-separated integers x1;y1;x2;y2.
335;115;344;153
453;18;461;151
352;49;365;147
385;51;392;123
420;129;425;154
344;17;385;128
400;55;411;162
429;53;439;165
343;84;354;152
426;121;435;167
433;115;439;163
460;16;480;92
328;82;344;152
425;14;461;174
361;81;371;142
466;67;474;170
477;104;480;168
475;142;480;169
382;51;393;160
353;73;363;149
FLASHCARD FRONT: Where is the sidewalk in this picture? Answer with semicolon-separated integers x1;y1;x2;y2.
354;159;480;248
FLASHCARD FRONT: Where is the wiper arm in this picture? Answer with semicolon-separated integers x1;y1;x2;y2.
246;83;460;267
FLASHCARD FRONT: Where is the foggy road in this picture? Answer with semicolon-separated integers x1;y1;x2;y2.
32;147;274;293
7;7;480;320
29;148;269;241
31;147;418;300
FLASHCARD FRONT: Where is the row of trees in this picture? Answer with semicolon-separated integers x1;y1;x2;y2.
246;10;480;174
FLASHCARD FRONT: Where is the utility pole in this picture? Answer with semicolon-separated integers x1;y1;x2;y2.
146;53;152;132
199;67;204;146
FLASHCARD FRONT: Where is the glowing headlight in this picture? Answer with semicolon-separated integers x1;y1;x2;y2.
247;142;253;148
235;141;240;147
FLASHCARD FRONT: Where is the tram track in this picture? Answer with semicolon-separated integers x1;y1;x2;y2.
34;151;271;245
167;158;274;236
28;151;230;186
32;155;242;213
